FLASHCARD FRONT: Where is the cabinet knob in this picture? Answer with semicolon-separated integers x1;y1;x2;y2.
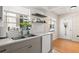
0;49;7;53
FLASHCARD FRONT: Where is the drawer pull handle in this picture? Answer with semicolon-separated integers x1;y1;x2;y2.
0;49;7;53
28;45;32;48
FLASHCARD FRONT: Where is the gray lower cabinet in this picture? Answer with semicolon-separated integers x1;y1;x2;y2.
0;37;41;53
12;37;42;53
26;37;42;53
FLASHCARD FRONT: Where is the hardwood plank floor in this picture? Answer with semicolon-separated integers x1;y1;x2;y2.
53;38;79;53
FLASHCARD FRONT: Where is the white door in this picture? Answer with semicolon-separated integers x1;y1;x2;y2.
59;16;72;39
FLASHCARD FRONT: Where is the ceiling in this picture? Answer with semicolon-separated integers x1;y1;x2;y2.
42;6;79;15
25;6;79;15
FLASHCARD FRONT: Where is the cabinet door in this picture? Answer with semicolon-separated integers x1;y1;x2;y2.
0;47;8;53
42;34;52;53
28;37;42;53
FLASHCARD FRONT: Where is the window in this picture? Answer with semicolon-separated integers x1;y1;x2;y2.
7;12;16;17
50;18;56;31
5;12;17;30
7;17;16;23
5;11;30;31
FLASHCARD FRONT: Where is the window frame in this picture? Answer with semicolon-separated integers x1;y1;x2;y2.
4;11;18;31
50;18;56;31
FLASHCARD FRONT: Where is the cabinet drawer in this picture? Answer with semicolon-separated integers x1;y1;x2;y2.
13;37;41;53
0;40;30;53
7;40;30;52
11;44;32;53
0;47;8;53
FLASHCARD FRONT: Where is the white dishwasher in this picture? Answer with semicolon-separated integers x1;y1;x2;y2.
42;34;52;53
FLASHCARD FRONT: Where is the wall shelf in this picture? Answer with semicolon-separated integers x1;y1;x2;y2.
32;13;47;18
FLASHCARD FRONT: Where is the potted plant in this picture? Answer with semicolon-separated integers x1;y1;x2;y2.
20;21;32;36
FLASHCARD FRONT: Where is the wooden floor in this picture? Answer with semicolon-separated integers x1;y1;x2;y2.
53;38;79;53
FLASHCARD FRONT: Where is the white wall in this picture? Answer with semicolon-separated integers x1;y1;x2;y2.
59;12;79;41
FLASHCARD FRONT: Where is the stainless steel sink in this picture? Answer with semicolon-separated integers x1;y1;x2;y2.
11;34;36;40
27;34;36;37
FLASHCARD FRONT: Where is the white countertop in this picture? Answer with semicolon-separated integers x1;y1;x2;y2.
0;32;53;47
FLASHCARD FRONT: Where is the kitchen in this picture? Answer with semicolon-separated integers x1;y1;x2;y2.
1;6;79;53
1;0;79;59
0;6;57;53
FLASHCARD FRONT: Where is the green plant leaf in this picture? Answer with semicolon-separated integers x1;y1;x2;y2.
20;21;32;27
